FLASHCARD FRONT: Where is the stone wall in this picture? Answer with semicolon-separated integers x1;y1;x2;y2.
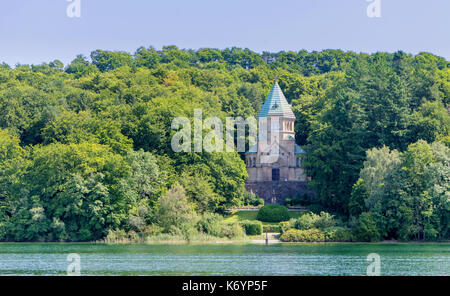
245;181;314;205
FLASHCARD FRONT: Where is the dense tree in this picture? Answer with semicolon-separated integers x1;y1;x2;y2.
0;47;448;241
0;143;134;241
156;183;194;233
351;141;450;241
90;50;134;72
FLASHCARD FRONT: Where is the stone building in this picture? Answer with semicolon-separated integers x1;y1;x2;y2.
245;80;312;204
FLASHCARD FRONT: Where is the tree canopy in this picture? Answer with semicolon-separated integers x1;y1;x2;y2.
0;47;448;241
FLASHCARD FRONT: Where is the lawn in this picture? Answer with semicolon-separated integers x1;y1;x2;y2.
223;210;305;226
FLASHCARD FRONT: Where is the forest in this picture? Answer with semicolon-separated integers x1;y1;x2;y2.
0;46;448;242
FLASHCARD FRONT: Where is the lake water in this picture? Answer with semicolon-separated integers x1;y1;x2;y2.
0;243;448;276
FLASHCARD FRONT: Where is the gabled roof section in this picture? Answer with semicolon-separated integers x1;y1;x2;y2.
258;81;295;119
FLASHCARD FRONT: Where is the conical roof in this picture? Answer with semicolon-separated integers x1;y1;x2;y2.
258;81;295;119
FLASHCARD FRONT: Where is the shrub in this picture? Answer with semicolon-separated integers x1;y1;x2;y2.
285;195;311;206
222;223;245;239
293;211;337;230
244;191;264;207
256;204;289;222
314;212;337;229
279;220;295;234
156;183;194;232
279;228;325;242
141;224;163;237
265;224;281;233
240;220;263;235
323;226;353;242
356;212;381;242
308;203;324;214
104;228;128;242
250;198;265;207
103;228;145;243
284;198;292;206
197;213;225;237
293;213;316;230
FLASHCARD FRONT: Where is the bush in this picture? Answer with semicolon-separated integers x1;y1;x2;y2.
279;228;325;242
103;228;145;243
222;223;245;239
313;212;337;229
104;228;128;242
323;226;353;242
293;213;316;230
308;203;324;214
141;224;163;237
256;204;289;222
243;191;264;207
285;195;311;206
240;220;263;235
356;212;381;242
250;198;265;207
279;220;295;234
293;211;337;230
196;213;225;237
265;224;281;233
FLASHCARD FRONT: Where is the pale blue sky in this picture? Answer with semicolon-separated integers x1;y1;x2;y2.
0;0;448;66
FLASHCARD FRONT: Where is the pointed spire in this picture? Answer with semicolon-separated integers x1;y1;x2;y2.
258;80;295;119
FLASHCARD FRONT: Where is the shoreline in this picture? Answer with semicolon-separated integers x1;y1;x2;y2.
0;240;449;245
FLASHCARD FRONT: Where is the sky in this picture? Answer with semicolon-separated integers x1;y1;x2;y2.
0;0;449;66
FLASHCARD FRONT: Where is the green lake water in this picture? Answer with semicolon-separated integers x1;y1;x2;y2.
0;243;448;276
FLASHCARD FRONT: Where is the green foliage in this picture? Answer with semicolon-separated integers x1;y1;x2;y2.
0;46;448;242
91;50;133;72
279;228;325;242
351;141;450;241
0;142;135;241
250;198;264;207
264;224;282;233
279;220;295;234
355;212;381;242
285;195;312;207
179;171;223;213
293;211;337;230
41;110;133;154
280;226;352;242
348;179;368;217
256;204;290;223
196;213;225;237
155;183;194;232
240;220;263;235
244;191;264;207
221;223;245;239
304;53;449;215
323;226;353;242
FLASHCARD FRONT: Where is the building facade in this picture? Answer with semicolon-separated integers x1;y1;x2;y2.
245;80;312;204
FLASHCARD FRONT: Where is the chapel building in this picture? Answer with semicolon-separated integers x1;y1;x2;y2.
245;80;312;204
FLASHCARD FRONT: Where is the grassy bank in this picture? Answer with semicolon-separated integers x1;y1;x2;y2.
224;210;304;227
97;233;252;245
